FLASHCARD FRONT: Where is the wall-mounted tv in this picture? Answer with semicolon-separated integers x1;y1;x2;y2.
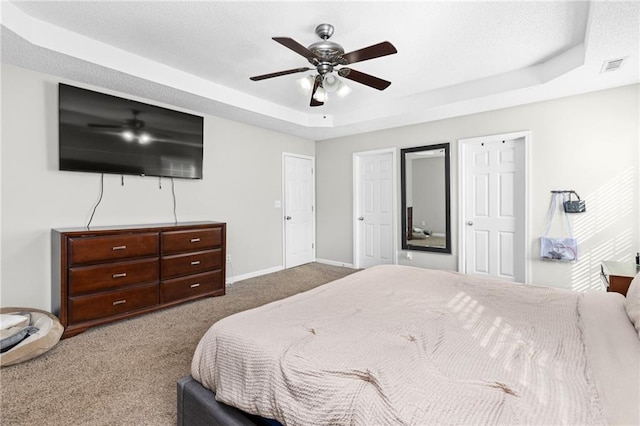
59;83;204;179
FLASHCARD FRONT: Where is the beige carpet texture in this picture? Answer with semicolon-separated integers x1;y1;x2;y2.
0;263;357;425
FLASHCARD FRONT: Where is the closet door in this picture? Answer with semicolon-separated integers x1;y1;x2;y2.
354;150;395;269
283;154;315;268
460;134;527;283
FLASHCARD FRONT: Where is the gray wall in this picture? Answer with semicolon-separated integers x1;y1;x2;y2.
1;64;315;310
316;84;640;290
2;62;638;309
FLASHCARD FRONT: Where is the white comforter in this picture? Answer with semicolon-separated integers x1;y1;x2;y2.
192;265;640;425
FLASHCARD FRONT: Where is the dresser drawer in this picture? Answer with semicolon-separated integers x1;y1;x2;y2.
162;228;223;254
68;233;159;265
68;283;159;324
68;258;159;296
161;270;223;303
161;249;222;279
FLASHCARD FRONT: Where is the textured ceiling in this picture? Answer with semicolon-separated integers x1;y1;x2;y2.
1;1;639;140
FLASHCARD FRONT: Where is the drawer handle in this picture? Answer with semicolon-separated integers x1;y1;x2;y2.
112;245;127;251
112;299;127;306
190;238;201;243
112;273;127;279
190;283;200;288
191;260;201;266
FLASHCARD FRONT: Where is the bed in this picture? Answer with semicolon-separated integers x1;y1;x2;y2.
180;265;640;425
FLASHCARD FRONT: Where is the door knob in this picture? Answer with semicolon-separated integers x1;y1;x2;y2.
285;216;292;220
467;221;474;226
357;217;364;221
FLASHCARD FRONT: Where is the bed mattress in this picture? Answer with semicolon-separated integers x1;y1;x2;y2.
192;265;639;425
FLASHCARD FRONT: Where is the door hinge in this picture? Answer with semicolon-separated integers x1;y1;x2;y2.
312;205;314;212
312;243;314;249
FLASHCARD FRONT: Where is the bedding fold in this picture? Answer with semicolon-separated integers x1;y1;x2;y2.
580;290;640;425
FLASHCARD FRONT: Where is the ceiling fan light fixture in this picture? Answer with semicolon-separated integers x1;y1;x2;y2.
337;83;352;98
313;86;327;102
323;73;341;92
297;75;315;94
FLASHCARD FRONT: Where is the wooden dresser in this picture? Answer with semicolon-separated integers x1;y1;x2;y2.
52;221;225;338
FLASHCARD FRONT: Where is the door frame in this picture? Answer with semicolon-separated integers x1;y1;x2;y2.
457;131;531;283
282;152;316;269
352;148;397;269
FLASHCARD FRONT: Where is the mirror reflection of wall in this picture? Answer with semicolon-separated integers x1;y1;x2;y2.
401;143;451;253
411;154;445;235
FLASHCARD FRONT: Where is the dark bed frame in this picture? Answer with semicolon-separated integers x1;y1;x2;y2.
177;375;281;426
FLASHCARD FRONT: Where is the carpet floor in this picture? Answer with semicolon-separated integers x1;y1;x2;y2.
0;262;358;425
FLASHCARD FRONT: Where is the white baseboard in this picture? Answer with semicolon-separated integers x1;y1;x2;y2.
315;258;356;269
226;260;356;285
226;265;284;286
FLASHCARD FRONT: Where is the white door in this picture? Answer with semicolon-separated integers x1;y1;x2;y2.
284;154;315;268
354;150;395;269
460;133;528;282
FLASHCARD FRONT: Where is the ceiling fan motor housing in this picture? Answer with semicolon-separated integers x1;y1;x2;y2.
316;62;334;75
308;23;346;74
308;41;344;61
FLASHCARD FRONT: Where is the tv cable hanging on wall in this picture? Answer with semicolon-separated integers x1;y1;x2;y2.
86;174;180;229
86;173;104;229
171;177;178;224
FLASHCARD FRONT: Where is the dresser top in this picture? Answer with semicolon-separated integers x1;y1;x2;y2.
602;260;640;279
53;221;225;235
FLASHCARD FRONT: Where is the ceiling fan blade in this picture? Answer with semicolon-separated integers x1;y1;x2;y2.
341;41;397;65
88;124;123;128
310;76;324;107
273;37;319;61
339;68;391;90
250;67;312;81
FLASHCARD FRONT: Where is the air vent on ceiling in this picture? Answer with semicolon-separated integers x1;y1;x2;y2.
601;57;627;73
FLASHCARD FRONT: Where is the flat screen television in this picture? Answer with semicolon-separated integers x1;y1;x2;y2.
59;83;204;179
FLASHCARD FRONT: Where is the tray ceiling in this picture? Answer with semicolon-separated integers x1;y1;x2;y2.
1;1;638;140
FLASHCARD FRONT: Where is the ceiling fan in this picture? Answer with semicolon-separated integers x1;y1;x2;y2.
250;24;397;107
88;109;153;144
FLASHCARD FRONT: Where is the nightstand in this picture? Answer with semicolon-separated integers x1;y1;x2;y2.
600;261;638;296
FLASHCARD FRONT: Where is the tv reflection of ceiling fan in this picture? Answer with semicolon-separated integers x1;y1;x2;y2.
88;109;153;144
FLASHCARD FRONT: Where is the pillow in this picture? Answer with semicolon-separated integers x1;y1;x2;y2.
0;309;63;367
0;326;39;353
0;313;29;330
624;273;640;338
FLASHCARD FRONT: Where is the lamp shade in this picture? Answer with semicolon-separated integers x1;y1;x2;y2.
337;83;352;98
323;73;341;92
313;86;327;102
297;75;315;94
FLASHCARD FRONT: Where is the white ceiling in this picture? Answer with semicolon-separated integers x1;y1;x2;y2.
1;1;639;140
